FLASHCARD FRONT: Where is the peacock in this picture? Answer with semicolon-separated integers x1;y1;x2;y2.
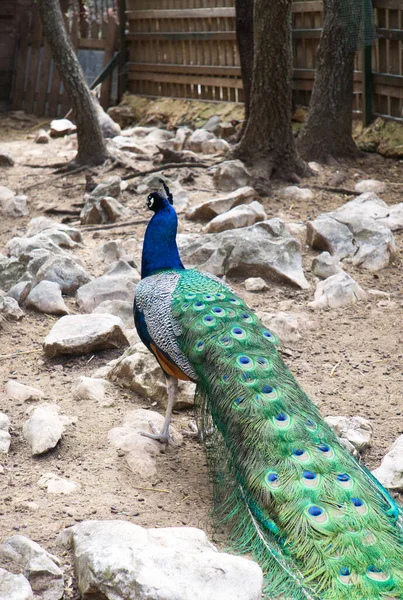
134;181;403;600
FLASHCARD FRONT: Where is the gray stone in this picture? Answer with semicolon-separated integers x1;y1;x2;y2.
309;272;367;310
377;203;403;231
38;472;79;495
256;311;300;344
0;254;27;291
173;127;193;151
23;404;66;456
201;138;230;155
0;150;14;167
93;300;134;329
285;222;307;246
0;296;24;320
43;314;129;358
354;179;387;194
347;217;396;271
324;416;372;454
0;413;11;455
49;119;75;137
0;569;33;600
26;217;82;243
99;240;123;263
77;272;139;313
35;129;50;144
213;160;251;192
278;186;314;201
90;176;122;199
6;281;32;305
7;230;77;258
311;252;343;280
72;377;112;405
244;277;268;292
179;219;310;289
202;115;222;134
112;136;147;153
35;255;91;294
0;185;15;203
25;281;69;316
372;434;403;491
0;194;29;218
108;409;183;479
104;259;138;276
6;381;45;402
80;195;131;225
145;128;175;144
104;342;195;410
0;535;61;569
205;201;267;233
57;520;263;600
93;97;121;139
307;216;356;259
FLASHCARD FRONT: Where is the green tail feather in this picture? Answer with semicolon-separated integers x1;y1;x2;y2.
170;269;403;600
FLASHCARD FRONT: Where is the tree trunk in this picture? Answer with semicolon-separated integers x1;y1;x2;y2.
233;0;308;191
37;0;108;167
235;0;254;125
296;0;358;162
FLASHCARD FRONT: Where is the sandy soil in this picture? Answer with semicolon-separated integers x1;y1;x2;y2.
0;112;402;598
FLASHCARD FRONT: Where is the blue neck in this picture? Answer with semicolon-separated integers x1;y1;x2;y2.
141;203;185;279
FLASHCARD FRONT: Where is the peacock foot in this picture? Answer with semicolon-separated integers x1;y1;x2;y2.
140;421;174;446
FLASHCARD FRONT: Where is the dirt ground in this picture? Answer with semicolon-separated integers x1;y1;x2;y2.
0;111;402;597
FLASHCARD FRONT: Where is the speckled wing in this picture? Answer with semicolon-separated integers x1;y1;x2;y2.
135;270;198;381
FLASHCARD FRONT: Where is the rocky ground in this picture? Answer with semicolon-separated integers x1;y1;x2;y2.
0;104;403;600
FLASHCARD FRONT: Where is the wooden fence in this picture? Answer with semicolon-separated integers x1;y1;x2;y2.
12;0;119;117
125;0;403;124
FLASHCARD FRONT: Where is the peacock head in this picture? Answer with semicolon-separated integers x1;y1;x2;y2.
146;179;174;213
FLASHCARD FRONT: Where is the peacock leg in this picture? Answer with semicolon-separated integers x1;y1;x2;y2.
141;375;178;445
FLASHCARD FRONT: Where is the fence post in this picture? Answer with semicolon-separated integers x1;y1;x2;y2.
362;45;373;127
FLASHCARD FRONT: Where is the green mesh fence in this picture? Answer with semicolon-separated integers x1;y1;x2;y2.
340;0;377;51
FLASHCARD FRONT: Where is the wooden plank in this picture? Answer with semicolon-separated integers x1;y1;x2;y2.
374;83;403;98
373;0;403;8
127;31;236;41
127;7;235;19
36;40;53;116
77;38;106;49
100;15;119;108
291;1;323;13
374;72;403;85
377;28;403;40
127;62;241;76
292;29;322;39
128;70;243;89
12;12;30;110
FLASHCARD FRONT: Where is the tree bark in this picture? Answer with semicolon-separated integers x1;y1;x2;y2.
37;0;108;167
235;0;254;125
233;0;308;191
296;0;358;162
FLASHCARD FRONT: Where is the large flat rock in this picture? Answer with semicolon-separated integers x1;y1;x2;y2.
57;520;263;600
43;314;129;358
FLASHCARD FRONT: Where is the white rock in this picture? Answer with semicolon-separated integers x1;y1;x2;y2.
7;230;76;258
257;311;300;344
204;201;267;233
93;300;134;329
145;128;175;144
285;222;307;246
201;138;230;155
43;314;129;358
187;129;216;152
57;520;263;600
377;202;403;231
311;252;343;280
308;161;322;174
72;376;110;404
76;272;139;313
307;216;355;259
25;281;69;316
26;217;82;243
105;343;195;410
324;415;372;453
23;404;66;456
372;434;403;491
0;535;61;568
213;160;251;192
278;186;314;201
244;277;268;292
187;187;258;221
6;381;45;402
49;119;75;137
0;568;33;600
35;255;91;294
108;409;182;479
309;272;367;310
0;194;29;218
0;296;24;320
0;429;11;454
35;129;50;144
0;413;10;431
38;472;79;495
354;179;387;194
6;281;32;305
